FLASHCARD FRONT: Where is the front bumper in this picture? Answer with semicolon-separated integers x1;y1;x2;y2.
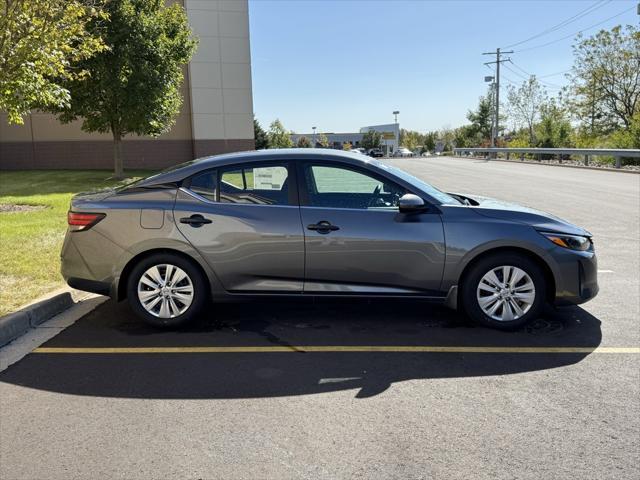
552;247;598;306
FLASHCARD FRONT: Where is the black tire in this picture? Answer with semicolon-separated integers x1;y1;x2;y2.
460;253;547;331
126;252;207;328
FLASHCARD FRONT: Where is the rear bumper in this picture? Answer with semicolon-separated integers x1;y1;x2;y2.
66;277;111;296
60;229;121;298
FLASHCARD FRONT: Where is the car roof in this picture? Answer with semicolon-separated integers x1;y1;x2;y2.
133;148;378;187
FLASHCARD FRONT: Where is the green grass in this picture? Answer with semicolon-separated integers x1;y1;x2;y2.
0;170;152;316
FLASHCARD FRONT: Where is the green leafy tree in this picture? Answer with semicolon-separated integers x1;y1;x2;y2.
507;76;548;145
452;125;476;148
53;0;196;178
466;92;494;142
316;132;329;148
439;126;456;151
296;136;312;148
423;131;437;152
568;25;640;133
361;130;382;150
535;101;572;148
342;142;352;150
254;118;269;149
0;0;107;124
610;110;640;149
267;119;293;148
401;130;422;151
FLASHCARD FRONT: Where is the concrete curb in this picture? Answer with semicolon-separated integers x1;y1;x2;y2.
0;293;74;347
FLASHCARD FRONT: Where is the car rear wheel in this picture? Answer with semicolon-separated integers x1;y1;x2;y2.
461;253;546;330
126;253;207;328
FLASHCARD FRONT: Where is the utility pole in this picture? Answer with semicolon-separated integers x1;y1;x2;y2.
483;48;513;147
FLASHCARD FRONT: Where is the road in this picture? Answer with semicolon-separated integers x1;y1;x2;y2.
1;157;639;479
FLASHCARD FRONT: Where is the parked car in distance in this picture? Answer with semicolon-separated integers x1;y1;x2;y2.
62;149;598;330
393;147;414;157
367;148;384;158
350;147;367;155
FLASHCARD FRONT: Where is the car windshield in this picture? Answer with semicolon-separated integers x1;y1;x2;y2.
371;160;462;205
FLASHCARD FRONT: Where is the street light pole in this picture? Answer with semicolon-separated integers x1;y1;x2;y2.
312;126;317;148
392;110;400;155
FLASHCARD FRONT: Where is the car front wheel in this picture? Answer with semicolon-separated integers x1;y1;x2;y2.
126;253;207;328
461;253;546;330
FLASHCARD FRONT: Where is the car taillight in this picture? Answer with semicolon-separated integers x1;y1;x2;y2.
67;212;105;231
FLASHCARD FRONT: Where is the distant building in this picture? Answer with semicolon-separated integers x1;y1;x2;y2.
359;123;399;155
290;123;399;155
0;0;254;170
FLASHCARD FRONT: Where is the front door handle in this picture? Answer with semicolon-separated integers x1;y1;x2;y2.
307;220;339;234
179;214;212;227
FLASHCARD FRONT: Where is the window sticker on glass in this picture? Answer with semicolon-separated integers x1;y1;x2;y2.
253;166;287;190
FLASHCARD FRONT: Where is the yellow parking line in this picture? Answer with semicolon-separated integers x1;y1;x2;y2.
32;346;640;354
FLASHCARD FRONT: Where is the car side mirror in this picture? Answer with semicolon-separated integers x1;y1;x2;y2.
398;194;427;214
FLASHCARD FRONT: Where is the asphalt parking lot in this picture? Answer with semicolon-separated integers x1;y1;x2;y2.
1;156;639;479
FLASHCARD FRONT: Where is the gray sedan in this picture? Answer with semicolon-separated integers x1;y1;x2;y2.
61;149;598;330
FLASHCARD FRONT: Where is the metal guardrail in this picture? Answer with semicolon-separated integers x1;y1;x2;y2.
453;147;640;168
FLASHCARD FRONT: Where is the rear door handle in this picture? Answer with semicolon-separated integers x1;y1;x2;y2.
179;214;212;227
307;221;339;234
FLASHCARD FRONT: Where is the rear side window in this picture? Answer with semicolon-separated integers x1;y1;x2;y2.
189;170;217;201
220;164;289;205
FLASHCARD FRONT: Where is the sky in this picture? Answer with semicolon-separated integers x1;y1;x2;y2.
248;0;638;134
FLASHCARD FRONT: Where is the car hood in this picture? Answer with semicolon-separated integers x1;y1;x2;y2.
451;192;590;237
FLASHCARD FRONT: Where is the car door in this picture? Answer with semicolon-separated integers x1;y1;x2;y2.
174;160;304;292
299;161;445;295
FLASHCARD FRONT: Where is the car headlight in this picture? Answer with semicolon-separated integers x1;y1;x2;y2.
540;232;593;251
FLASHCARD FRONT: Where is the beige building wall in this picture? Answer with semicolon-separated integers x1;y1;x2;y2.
0;0;254;170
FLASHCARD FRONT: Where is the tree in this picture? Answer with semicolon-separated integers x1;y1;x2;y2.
536;100;572;149
296;136;312;148
452;125;476;148
610;110;640;149
507;76;548;145
361;130;382;150
316;132;329;148
53;0;196;178
342;142;352;150
254;118;269;149
267;119;293;148
568;25;640;133
423;131;437;152
0;0;107;124
466;92;494;142
439;126;455;151
400;129;422;151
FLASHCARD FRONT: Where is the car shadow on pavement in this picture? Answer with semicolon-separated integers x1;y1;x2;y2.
0;299;602;399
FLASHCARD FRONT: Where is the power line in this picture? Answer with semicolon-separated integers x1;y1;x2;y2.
502;63;564;90
508;61;565;88
502;0;611;49
538;69;571;79
514;5;636;53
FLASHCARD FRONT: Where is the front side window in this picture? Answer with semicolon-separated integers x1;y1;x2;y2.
220;164;290;205
304;164;407;209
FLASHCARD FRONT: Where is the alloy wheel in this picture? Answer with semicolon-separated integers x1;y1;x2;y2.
476;265;536;322
137;264;194;318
